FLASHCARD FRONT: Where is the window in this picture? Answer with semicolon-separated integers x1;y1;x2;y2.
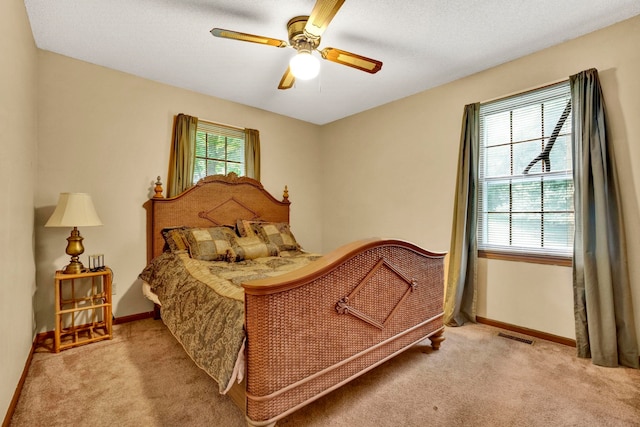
478;82;574;259
193;120;245;183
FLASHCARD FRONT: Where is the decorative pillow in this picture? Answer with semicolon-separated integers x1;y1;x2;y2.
253;222;301;251
184;226;237;261
161;227;189;253
236;219;264;238
232;236;279;261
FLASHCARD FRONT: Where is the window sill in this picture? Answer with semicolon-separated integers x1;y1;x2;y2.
478;249;572;267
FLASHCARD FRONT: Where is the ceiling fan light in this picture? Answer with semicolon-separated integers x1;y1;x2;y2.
289;51;320;80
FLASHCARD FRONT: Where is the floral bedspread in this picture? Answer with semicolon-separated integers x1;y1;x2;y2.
138;251;322;393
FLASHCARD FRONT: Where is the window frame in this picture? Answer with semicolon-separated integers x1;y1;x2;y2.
477;81;574;265
193;120;245;184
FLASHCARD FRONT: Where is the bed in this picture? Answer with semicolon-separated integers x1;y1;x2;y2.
140;173;446;426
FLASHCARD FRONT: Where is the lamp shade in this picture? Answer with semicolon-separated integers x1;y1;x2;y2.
45;193;103;227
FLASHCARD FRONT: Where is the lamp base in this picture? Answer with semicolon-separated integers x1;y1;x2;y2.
63;227;86;274
63;260;85;275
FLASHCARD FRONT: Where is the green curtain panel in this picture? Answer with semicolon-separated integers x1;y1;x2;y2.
570;68;639;368
167;113;198;198
444;103;480;327
244;128;261;181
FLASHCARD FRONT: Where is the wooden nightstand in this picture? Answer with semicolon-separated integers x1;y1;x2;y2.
54;268;113;352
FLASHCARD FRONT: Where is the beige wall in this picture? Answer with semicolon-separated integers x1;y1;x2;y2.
0;0;38;419
34;52;323;331
321;15;640;343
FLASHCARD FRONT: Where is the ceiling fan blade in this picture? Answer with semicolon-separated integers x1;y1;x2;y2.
304;0;345;39
210;28;288;48
320;47;383;74
278;67;295;90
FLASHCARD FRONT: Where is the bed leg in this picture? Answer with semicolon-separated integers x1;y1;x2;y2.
153;304;161;320
429;328;445;350
246;417;276;427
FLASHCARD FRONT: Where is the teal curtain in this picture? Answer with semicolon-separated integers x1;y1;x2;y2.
444;103;480;326
167;113;198;197
244;128;261;181
570;68;639;368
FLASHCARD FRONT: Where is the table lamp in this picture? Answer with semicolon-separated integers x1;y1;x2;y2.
45;193;103;274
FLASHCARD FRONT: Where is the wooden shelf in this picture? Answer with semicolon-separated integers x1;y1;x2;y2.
54;268;113;352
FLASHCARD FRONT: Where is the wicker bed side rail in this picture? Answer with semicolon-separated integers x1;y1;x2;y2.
243;238;446;425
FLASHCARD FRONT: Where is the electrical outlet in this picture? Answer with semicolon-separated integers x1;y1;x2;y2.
112;283;117;295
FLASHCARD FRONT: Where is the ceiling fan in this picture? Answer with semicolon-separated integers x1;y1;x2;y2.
210;0;383;90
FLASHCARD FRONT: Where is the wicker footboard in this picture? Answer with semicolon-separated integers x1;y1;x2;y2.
242;238;445;425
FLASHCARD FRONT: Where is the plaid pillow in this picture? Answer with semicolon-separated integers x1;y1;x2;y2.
184;227;237;261
253;222;300;251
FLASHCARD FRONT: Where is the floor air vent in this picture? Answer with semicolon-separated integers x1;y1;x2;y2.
498;332;534;345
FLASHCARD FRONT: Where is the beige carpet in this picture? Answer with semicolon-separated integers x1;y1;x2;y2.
10;319;640;426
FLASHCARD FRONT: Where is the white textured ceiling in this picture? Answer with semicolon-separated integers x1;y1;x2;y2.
24;0;640;125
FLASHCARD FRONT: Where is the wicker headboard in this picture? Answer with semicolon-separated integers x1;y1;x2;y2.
144;173;290;261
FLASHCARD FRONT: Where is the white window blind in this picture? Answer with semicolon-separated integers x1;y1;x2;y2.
194;120;245;183
478;81;574;257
